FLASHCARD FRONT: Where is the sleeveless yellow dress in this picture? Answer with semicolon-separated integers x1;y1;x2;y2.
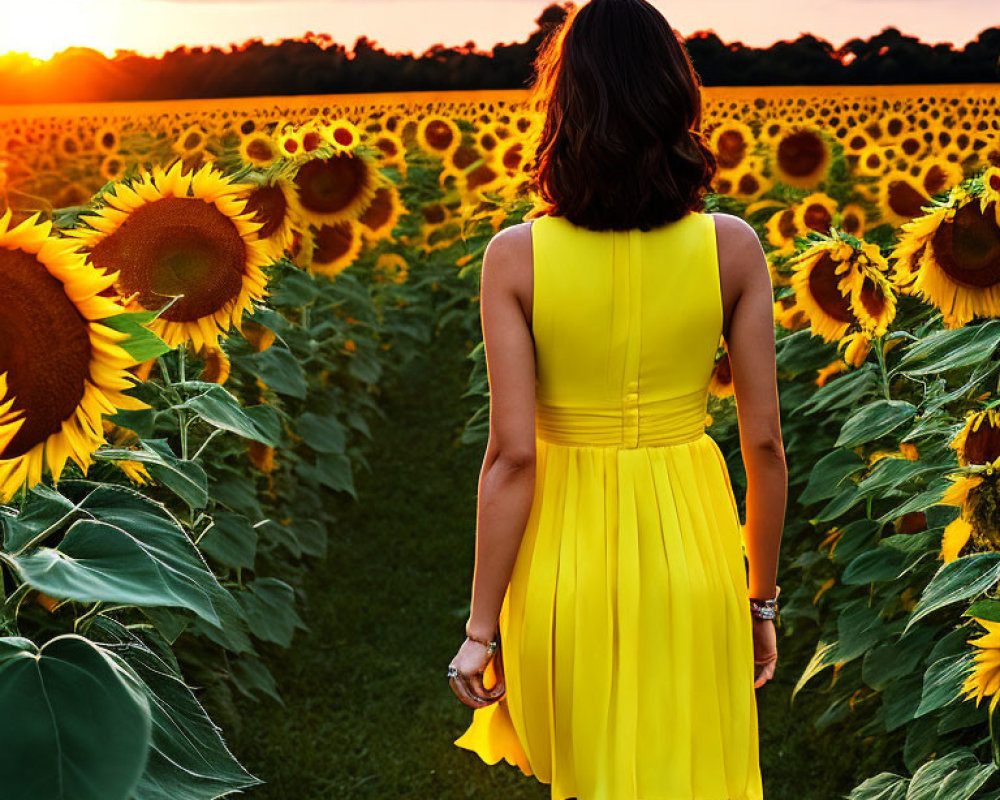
454;210;764;800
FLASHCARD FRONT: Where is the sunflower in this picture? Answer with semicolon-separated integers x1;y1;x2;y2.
173;125;208;157
0;209;149;501
374;253;408;285
951;408;1000;468
788;232;896;344
305;220;363;276
837;203;868;237
238;130;280;169
765;207;802;255
959;618;1000;714
289;151;380;227
710;120;755;171
708;346;734;398
416;115;461;159
794;193;838;235
236;176;297;262
324;118;363;152
65;159;272;351
770;125;832;189
876;169;933;228
358;185;406;243
891;183;1000;327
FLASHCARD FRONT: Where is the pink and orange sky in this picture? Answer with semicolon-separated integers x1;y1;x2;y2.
0;0;997;61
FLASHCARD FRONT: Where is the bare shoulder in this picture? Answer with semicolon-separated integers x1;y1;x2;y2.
482;220;535;287
707;212;769;282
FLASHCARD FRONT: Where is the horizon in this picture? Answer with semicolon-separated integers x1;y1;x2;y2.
0;0;997;62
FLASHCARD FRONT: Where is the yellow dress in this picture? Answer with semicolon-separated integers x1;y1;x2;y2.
454;211;764;800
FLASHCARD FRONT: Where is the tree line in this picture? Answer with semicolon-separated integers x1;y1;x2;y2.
2;4;998;105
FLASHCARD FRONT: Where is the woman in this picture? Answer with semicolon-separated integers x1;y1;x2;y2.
448;1;786;798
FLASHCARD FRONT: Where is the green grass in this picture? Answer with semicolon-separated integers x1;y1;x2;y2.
226;322;887;799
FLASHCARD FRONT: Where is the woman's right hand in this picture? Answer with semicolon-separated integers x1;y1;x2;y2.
752;618;777;688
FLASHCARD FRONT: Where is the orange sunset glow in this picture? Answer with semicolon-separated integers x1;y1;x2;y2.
0;0;996;62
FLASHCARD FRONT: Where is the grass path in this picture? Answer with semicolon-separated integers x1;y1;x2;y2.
228;322;881;799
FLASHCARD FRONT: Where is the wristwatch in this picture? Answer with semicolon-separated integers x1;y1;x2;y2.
749;585;780;620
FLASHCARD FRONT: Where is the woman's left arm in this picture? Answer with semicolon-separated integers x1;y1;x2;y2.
466;221;537;642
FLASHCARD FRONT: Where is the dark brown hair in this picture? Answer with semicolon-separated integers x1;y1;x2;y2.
525;0;717;232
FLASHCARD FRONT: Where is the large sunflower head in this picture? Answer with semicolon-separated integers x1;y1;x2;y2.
951;408;1000;468
0;210;149;501
289;151;380;227
895;183;1000;328
788;233;896;342
65;159;272;351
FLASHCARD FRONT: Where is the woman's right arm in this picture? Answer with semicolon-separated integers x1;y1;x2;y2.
720;216;787;602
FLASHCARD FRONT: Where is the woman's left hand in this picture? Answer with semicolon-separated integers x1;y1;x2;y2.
449;637;505;708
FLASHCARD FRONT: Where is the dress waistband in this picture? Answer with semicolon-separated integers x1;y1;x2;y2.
535;387;707;448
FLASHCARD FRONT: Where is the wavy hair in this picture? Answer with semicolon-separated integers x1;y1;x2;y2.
525;0;717;231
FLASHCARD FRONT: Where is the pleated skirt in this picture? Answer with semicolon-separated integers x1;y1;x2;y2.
453;432;764;800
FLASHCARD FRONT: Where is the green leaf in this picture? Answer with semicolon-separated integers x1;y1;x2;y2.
964;598;1000;622
905;748;996;800
897;320;1000;376
236;578;307;648
11;486;247;633
799;449;865;505
791;639;839;700
0;634;152;800
914;653;975;717
95;439;208;511
837;598;888;661
845;772;907;800
91;619;262;800
238;347;308;399
862;627;936;691
175;384;282;445
198;512;258;570
230;655;284;705
836;400;917;448
905;552;1000;634
295;412;348;454
99;310;171;362
1;484;77;551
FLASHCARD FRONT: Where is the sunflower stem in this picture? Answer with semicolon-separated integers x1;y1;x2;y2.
177;346;189;460
874;334;892;401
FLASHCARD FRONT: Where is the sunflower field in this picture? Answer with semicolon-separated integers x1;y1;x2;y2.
1;82;1000;799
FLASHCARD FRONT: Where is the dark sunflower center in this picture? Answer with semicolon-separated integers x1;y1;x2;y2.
313;222;354;265
244;183;288;240
887;179;929;219
777;209;797;238
930;201;1000;289
803;204;832;233
714;353;733;384
246;137;275;162
0;248;91;459
858;276;887;319
964;418;1000;464
808;252;855;323
294;154;369;216
360;188;394;231
716;130;747;169
923;165;948;195
737;174;760;195
451;145;480;170
424;120;455;151
777;131;825;178
89;196;246;322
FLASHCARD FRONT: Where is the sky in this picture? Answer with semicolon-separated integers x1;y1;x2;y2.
0;0;997;61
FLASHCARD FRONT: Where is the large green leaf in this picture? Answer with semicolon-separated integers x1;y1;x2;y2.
836;400;917;448
1;484;78;551
896;320;1000;376
236;577;307;647
198;511;258;570
905;552;1000;634
862;626;936;691
914;652;975;717
0;634;151;800
92;619;262;800
295;411;348;454
845;772;907;800
799;449;865;505
905;748;996;800
95;439;208;511
10;487;246;630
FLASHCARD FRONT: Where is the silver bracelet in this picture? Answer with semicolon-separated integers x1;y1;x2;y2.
749;585;780;620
